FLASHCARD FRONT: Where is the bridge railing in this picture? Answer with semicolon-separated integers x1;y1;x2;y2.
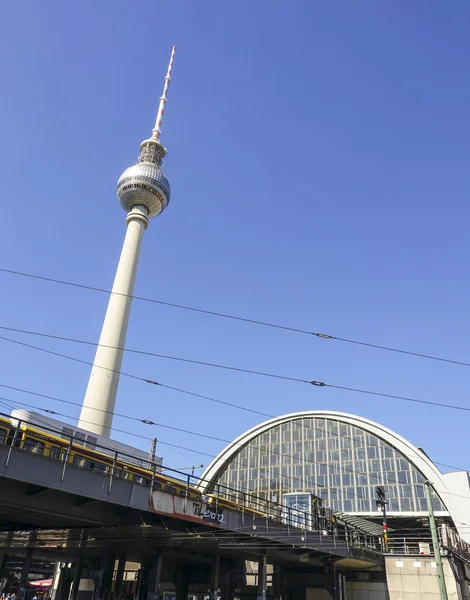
1;411;383;549
385;526;470;566
387;535;436;556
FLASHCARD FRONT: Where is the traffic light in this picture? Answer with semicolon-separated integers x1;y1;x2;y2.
376;487;388;504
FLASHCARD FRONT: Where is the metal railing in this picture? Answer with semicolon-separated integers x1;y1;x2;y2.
0;411;383;551
387;535;437;556
386;526;470;566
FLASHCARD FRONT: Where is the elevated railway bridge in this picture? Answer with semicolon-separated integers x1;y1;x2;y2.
0;414;385;600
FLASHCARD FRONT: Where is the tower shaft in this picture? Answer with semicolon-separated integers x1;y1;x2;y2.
78;206;149;436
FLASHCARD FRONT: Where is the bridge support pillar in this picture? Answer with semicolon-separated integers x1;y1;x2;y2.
257;556;267;600
139;554;163;600
272;567;283;600
114;555;126;600
99;555;116;600
210;555;220;600
174;567;188;600
70;555;85;600
0;555;9;595
334;570;345;600
17;548;32;596
55;563;73;600
0;554;8;579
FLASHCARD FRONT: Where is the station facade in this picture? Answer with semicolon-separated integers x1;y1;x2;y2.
200;410;470;543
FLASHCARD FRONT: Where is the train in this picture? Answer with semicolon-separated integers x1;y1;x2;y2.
0;410;363;539
0;410;266;517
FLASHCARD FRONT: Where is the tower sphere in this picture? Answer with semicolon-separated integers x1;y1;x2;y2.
117;161;171;219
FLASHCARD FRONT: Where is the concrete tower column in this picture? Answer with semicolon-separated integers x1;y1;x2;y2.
78;206;148;436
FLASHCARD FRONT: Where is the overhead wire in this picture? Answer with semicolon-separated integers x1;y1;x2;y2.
2;325;470;417
3;277;469;494
0;326;309;384
2;266;470;370
3;272;470;536
2;383;468;508
4;393;470;546
3;276;469;483
0;396;155;456
4;337;468;486
0;401;460;540
0;330;466;499
1;330;468;505
0;390;391;503
0;395;362;509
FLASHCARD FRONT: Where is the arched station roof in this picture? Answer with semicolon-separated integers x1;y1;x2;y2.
200;410;445;491
199;410;470;542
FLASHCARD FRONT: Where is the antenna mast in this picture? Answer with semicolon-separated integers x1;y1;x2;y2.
152;45;176;141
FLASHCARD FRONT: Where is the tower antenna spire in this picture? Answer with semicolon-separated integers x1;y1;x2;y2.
152;45;176;141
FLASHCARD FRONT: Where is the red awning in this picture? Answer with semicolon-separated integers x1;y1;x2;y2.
29;579;53;588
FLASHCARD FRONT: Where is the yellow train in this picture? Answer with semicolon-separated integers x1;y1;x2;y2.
0;413;265;517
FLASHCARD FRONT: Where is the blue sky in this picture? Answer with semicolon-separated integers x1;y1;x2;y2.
1;1;470;474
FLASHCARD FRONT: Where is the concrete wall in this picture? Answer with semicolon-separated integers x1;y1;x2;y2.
345;581;389;600
385;556;461;599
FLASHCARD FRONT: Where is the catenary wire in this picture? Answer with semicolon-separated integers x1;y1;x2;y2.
0;335;271;420
3;267;470;370
0;331;467;498
0;389;394;502
0;326;309;384
8;327;468;497
0;397;205;467
1;399;460;526
4;394;470;526
0;397;436;520
0;394;467;537
2;383;467;507
3;275;469;499
4;334;467;486
0;376;454;492
1;332;468;501
3;326;470;416
0;394;365;502
6;398;470;544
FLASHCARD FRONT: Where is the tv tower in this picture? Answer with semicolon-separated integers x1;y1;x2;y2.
78;46;176;437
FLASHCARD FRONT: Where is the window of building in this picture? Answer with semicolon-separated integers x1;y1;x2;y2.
214;416;446;515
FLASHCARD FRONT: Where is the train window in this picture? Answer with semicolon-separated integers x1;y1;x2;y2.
0;428;7;445
91;462;109;474
155;482;162;491
73;455;89;469
164;484;171;493
114;468;122;478
24;438;45;455
179;490;186;498
49;446;60;459
134;476;150;486
72;455;109;474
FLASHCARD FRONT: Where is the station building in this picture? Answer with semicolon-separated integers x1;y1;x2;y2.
200;410;470;544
